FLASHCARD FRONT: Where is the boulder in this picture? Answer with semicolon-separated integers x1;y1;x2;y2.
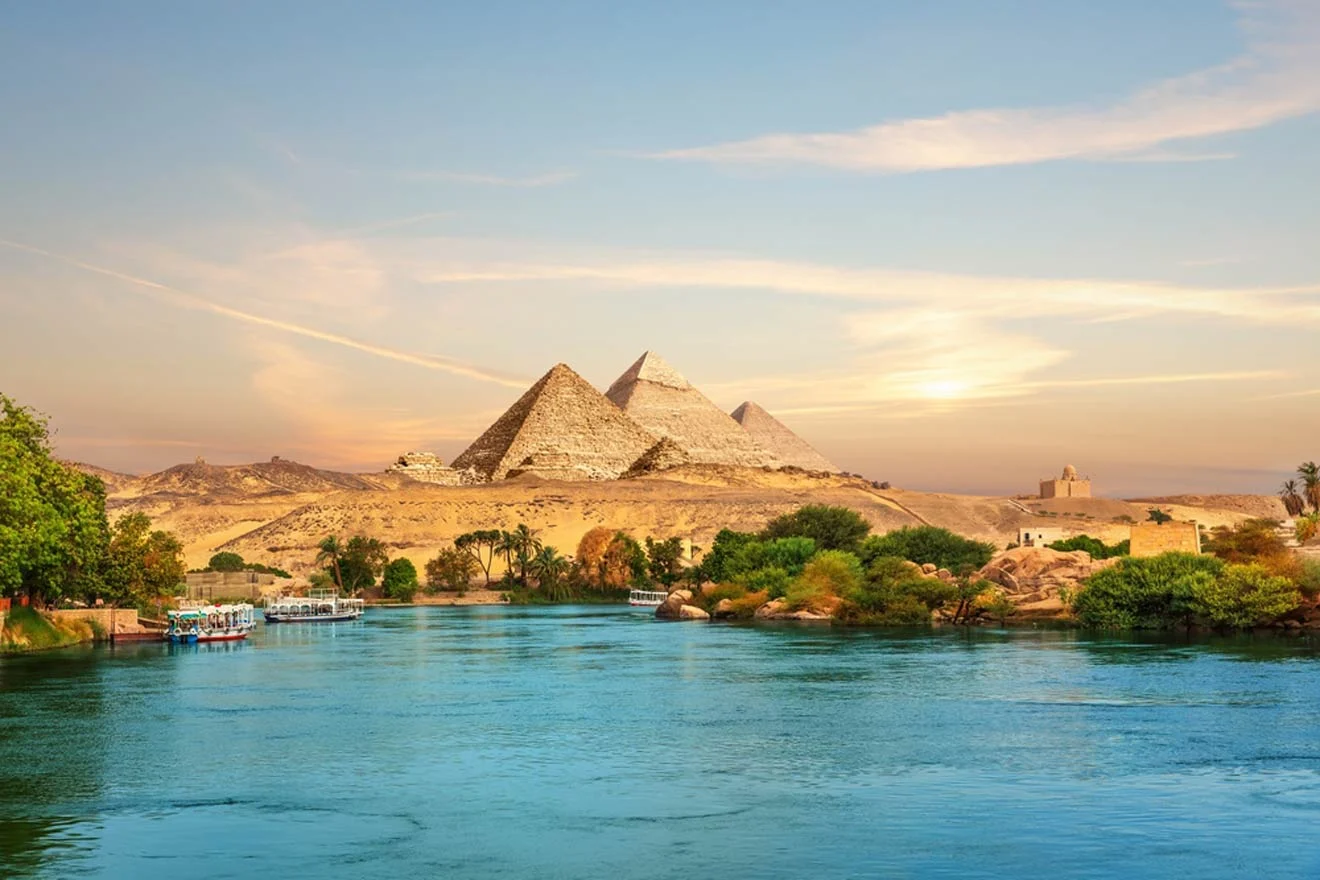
712;599;737;619
655;593;687;619
678;605;711;621
921;563;938;575
978;547;1120;606
752;596;839;621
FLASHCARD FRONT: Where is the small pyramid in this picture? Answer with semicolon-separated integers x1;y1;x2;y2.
731;401;839;473
623;437;693;478
451;364;657;481
605;352;778;468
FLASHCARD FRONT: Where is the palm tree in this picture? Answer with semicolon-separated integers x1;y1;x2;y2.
315;535;344;591
511;523;542;585
1281;479;1306;517
496;531;518;584
529;546;571;600
1298;462;1320;512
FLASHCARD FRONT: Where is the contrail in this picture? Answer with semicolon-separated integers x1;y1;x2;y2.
0;238;528;388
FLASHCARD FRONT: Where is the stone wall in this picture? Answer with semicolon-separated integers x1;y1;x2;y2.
183;571;286;600
1039;478;1092;499
1129;521;1201;557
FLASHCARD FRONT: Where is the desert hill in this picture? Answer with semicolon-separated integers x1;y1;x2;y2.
64;461;138;494
85;457;1282;575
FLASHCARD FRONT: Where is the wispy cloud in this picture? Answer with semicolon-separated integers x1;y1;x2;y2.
0;238;528;388
393;169;578;188
418;249;1320;326
647;1;1320;172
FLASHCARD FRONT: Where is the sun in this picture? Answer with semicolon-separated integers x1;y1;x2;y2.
918;379;970;400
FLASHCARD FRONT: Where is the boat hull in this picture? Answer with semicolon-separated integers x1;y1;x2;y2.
168;630;251;643
263;611;363;623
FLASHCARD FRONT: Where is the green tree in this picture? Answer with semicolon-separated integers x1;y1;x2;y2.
0;395;111;605
644;536;686;586
1147;508;1173;525
425;547;479;592
1072;553;1226;629
454;530;501;586
1185;563;1299;630
207;551;245;572
600;532;647;588
510;523;541;585
859;526;995;572
699;529;758;583
102;512;185;606
381;558;420;602
760;505;871;553
338;536;388;594
529;545;572;600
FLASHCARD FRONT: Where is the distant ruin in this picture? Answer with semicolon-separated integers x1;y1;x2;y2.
1040;464;1091;499
387;452;466;486
392;352;840;485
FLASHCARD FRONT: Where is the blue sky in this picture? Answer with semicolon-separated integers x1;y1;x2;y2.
1;0;1317;495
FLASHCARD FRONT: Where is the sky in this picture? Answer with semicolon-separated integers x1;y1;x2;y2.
1;0;1318;497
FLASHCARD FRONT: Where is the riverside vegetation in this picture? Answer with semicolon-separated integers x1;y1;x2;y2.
2;394;188;651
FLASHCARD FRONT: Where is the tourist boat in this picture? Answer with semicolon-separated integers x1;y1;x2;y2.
628;588;667;607
263;590;365;623
166;603;256;644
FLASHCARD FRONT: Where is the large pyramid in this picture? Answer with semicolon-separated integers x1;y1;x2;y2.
451;364;657;481
605;352;778;468
730;401;839;473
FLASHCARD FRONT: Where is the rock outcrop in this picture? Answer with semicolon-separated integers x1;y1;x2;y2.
605;352;778;469
451;363;657;481
386;452;466;485
655;589;708;621
730;401;839;473
978;547;1118;604
623;437;693;477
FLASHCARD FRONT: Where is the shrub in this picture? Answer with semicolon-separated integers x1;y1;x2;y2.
783;550;863;611
700;529;759;583
859;526;995;572
1187;563;1299;630
727;590;769;618
760;505;871;553
1047;535;1130;559
738;566;793;600
1072;553;1223;629
1296;513;1319;545
705;583;748;605
1297;559;1320;600
381;558;419;602
425;548;478;592
1204;519;1288;563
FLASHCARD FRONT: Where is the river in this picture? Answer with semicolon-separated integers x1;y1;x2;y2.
2;606;1319;878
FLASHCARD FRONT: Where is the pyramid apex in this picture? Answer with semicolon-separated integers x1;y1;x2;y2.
608;351;690;397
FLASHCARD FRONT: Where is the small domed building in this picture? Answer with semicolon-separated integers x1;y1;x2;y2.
1039;464;1091;499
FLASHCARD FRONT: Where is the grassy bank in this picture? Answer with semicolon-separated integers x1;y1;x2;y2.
0;607;98;655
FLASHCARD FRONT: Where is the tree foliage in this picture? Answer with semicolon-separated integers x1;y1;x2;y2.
1203;519;1288;564
859;526;995;572
759;505;871;553
207;551;246;572
381;557;419;602
454;530;502;586
102;512;185;606
425;547;479;592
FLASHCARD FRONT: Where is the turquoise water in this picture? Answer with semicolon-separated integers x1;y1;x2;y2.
3;607;1320;879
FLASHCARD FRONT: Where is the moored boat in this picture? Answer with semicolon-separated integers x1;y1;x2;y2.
628;589;667;607
166;603;256;643
263;590;364;623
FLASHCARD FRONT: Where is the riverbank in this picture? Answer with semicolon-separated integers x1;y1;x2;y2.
367;590;509;607
0;606;99;654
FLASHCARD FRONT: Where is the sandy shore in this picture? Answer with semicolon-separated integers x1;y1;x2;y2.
368;591;509;607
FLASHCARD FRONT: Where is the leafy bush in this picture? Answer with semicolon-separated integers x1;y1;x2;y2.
1297;559;1320;600
1188;564;1299;629
1072;553;1301;630
1296;513;1319;545
700;529;759;583
1047;535;1130;559
1073;553;1223;629
1204;519;1287;563
783;550;863;611
739;566;793;600
858;526;995;572
760;505;871;553
381;558;419;602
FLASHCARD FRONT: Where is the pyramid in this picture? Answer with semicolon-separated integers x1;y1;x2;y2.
731;401;839;473
451;364;657;481
622;437;693;478
605;352;778;468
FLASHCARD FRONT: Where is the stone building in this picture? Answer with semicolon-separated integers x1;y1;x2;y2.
1040;464;1092;499
1129;521;1201;557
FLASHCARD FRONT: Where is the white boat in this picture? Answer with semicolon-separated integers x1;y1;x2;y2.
166;603;256;643
628;589;667;607
264;590;364;623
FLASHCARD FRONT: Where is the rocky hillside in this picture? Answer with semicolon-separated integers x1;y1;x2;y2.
119;457;383;502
